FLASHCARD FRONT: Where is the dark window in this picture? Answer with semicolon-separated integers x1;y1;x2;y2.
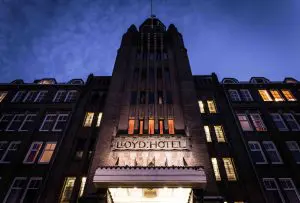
148;92;155;104
130;92;137;105
158;91;164;104
74;139;86;160
133;68;139;81
157;68;162;79
149;68;154;84
165;68;171;81
166;91;173;104
140;91;146;104
0;114;13;131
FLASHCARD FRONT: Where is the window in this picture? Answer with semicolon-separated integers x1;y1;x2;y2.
39;114;56;131
64;90;78;102
223;158;237;181
0;141;8;160
159;120;164;134
228;90;241;102
96;112;103;127
198;101;205;113
258;90;272;102
168;119;175;134
52;114;69;132
34;91;48;102
263;178;284;203
139;119;144;134
19;114;37;131
6;114;25;131
286;141;300;164
214;126;226;142
4;177;27;202
38;79;55;84
60;177;76;202
248;141;267;164
281;89;297;101
38;142;56;163
283;113;300;131
237;114;253;131
262;141;283;164
270;90;284;102
0;91;8;102
240;89;253;101
79;177;87;197
74;139;85;160
279;178;300;202
23;91;38;102
207;100;217;113
148;92;155;104
23;142;43;164
11;91;26;103
140;91;146;104
21;177;42;202
83;112;94;127
158;91;163;104
148;119;154;134
204;126;212;142
0;114;13;131
0;141;21;163
211;158;221;181
250;113;267;131
128;119;135;134
53;90;66;103
270;113;288;131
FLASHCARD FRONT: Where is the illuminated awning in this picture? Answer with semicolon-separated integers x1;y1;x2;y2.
93;166;206;188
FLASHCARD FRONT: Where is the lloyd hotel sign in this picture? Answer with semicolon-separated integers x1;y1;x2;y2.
112;135;190;151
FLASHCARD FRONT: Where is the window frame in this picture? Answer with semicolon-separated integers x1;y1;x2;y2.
279;178;300;202
228;89;241;102
39;114;56;132
236;113;253;131
263;178;285;202
270;90;284;102
214;125;226;142
204;126;212;142
6;114;25;131
207;100;217;113
52;90;66;103
283;113;300;131
52;113;69;132
211;158;221;181
34;90;48;103
38;142;57;164
23;142;43;164
198;100;205;113
222;158;237;181
96;112;103;127
11;91;26;103
250;113;267;131
258;90;273;102
248;141;268;164
286;141;300;164
281;89;297;101
20;177;43;202
83;112;94;127
0;91;8;102
262;141;283;164
22;91;38;103
240;89;253;101
19;113;37;132
3;177;27;203
0;141;21;163
64;90;78;102
270;113;288;131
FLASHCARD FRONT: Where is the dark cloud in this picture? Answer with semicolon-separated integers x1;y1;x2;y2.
0;0;299;83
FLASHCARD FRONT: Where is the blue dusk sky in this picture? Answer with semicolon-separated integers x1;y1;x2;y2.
0;0;299;83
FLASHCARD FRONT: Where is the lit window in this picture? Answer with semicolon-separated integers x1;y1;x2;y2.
279;178;300;202
250;113;267;131
128;119;135;134
0;91;8;102
34;91;48;102
148;119;154;134
139;120;144;134
6;114;25;131
262;141;283;164
281;89;297;101
263;178;285;203
283;113;300;131
270;113;288;131
83;112;94;127
38;79;55;84
21;177;43;202
60;177;76;202
159;120;164;134
286;141;300;164
52;114;69;132
211;158;221;181
23;91;38;102
270;90;284;102
0;114;13;131
96;112;103;127
4;177;27;202
168;119;175;134
204;126;212;142
53;90;67;103
240;89;253;101
198;101;205;113
39;142;56;163
237;114;253;131
23;142;43;164
258;90;272;102
79;177;87;197
0;141;21;163
39;114;56;131
228;90;241;102
64;90;78;102
11;91;26;103
223;158;237;181
207;100;217;113
214;126;226;142
248;141;267;164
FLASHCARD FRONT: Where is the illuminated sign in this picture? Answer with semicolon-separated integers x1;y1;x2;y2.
112;135;190;151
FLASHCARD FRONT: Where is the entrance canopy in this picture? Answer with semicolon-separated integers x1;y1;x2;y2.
93;166;206;188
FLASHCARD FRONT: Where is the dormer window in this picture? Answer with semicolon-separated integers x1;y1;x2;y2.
284;78;298;84
68;79;84;85
222;78;239;84
38;79;56;85
250;77;270;84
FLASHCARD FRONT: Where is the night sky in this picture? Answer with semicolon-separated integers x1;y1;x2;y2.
0;0;299;83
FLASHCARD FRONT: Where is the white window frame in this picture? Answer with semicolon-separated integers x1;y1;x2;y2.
21;177;43;202
270;113;289;131
248;141;268;164
19;114;37;132
52;90;66;103
0;141;8;160
39;114;56;132
6;114;25;132
262;141;283;164
286;141;300;164
96;112;103;127
22;91;38;103
11;91;26;103
204;126;212;142
0;141;21;163
52;114;69;132
211;158;221;181
250;113;267;131
236;113;253;131
198;101;205;113
64;90;78;102
23;142;43;164
34;91;48;103
0;114;13;131
3;177;27;203
279;178;300;202
263;178;285;203
228;89;241;102
240;89;253;101
283;113;300;131
0;91;8;102
38;142;57;164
